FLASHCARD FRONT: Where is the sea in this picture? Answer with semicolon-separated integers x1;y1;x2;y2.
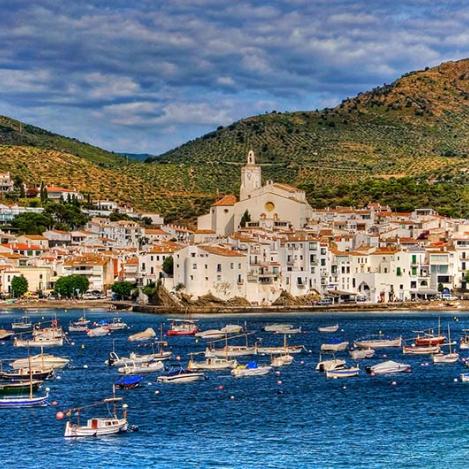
0;309;467;469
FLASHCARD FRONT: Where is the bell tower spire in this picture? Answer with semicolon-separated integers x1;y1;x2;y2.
240;149;261;201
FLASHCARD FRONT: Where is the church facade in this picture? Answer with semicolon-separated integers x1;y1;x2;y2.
197;150;314;235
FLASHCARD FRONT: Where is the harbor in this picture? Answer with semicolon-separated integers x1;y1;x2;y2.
0;308;467;468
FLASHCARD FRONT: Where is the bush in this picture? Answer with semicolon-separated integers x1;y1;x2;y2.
11;275;28;298
162;256;174;276
55;275;90;298
111;281;135;300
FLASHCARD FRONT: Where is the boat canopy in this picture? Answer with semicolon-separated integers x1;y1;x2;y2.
326;338;345;344
246;361;258;369
115;375;143;386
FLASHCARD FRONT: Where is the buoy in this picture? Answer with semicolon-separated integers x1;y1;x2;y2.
217;385;224;391
275;371;281;376
83;364;88;369
81;344;85;349
155;390;160;395
453;378;458;383
230;395;235;400
51;400;59;406
300;360;305;365
391;381;397;386
71;342;75;346
342;385;347;390
176;355;181;361
55;411;65;420
56;376;62;380
277;380;282;385
45;387;50;392
147;382;152;386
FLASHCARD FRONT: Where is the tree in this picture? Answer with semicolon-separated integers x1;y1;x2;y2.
162;256;174;276
11;275;28;298
12;212;53;234
55;275;89;298
111;281;134;300
465;271;469;289
240;210;251;227
44;202;88;230
40;181;48;204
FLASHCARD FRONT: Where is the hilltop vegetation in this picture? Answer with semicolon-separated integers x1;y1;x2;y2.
0;59;468;220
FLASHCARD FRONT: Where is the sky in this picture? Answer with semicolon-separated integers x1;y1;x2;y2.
0;0;468;155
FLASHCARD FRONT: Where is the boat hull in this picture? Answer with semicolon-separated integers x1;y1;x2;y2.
320;342;349;352
326;367;360;379
231;366;272;378
157;374;204;383
64;419;128;437
402;345;440;355
0;393;48;408
354;338;402;349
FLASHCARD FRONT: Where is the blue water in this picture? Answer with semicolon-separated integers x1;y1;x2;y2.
0;309;468;468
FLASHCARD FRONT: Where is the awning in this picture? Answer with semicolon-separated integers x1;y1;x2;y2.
327;290;358;296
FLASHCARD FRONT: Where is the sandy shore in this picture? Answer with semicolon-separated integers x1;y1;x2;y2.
0;300;113;310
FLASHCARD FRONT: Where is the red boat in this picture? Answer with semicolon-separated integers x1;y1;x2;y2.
415;335;446;346
167;320;198;337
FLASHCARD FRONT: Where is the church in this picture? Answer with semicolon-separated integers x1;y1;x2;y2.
197;150;314;235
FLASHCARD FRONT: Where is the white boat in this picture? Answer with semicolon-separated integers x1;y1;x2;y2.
220;324;243;334
271;354;294;367
326;366;360;379
432;326;459;364
205;345;257;358
459;330;469;350
264;324;301;334
349;348;375;360
460;373;469;383
231;362;272;378
402;345;440;355
10;353;69;370
107;318;128;331
87;326;110;337
0;329;15;340
0;393;48;408
63;397;129;437
33;324;64;340
354;336;402;349
316;357;346;372
128;328;156;342
195;329;226;340
107;350;172;367
318;324;339;333
157;366;205;383
72;316;90;327
366;360;411;376
117;360;164;375
257;344;304;355
68;323;88;332
14;336;63;348
187;356;238;371
321;340;349;352
11;316;32;330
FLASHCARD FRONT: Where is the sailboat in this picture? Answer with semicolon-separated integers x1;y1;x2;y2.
11;316;32;330
414;317;446;346
204;333;257;358
187;352;238;371
257;333;304;355
432;326;459;364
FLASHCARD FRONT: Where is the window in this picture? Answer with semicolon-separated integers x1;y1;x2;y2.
321;259;326;266
217;264;222;272
192;264;197;270
230;263;234;269
396;267;402;276
191;253;196;258
142;263;146;271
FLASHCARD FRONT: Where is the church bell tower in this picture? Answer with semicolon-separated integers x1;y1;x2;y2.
240;150;262;201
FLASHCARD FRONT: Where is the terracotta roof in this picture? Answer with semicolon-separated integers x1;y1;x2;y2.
148;242;182;254
199;245;245;257
194;229;216;234
64;255;109;267
272;183;300;193
46;186;76;193
212;195;237;207
22;235;47;240
144;228;168;235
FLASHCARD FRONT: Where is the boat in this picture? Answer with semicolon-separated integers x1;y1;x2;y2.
349;348;375;360
0;329;15;340
366;360;411;376
107;349;172;367
187;355;238;371
315;356;346;372
63;396;129;437
220;324;243;334
14;336;64;348
402;344;440;355
115;375;144;390
320;338;349;352
205;345;257;358
0;380;42;395
72;316;90;327
414;317;446;346
86;326;110;337
117;360;164;375
33;321;65;340
0;367;54;381
460;373;469;383
318;324;339;333
11;316;32;330
107;318;128;331
10;353;69;370
263;324;300;334
326;366;360;379
128;328;156;342
167;320;198;337
195;329;226;340
271;354;294;367
257;333;304;355
231;361;272;378
354;335;402;349
432;326;459;364
68;323;88;333
0;393;48;408
157;366;205;384
459;330;469;350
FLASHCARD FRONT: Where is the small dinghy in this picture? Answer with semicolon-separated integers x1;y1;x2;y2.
0;329;15;341
0;367;54;381
195;329;226;340
87;326;110;337
326;366;360;379
349;348;375;360
11;316;32;330
354;336;402;349
402;344;440;355
231;361;272;378
316;357;346;372
157;366;205;384
0;379;42;395
459;329;469;350
10;353;69;370
264;324;300;334
366;360;411;376
318;324;339;333
321;338;349;352
128;328;156;342
14;336;63;348
271;354;294;367
220;324;243;334
115;375;144;390
117;360;164;375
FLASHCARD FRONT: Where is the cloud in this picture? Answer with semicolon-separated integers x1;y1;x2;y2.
0;0;467;153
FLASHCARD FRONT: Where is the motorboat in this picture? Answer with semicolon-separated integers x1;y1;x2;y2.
271;354;294;367
117;360;164;375
63;397;129;437
460;373;469;383
157;366;205;383
320;338;349;352
33;322;65;340
106;318;128;331
68;323;88;333
128;328;156;342
318;324;339;333
366;360;411;376
107;349;172;367
187;356;238;371
326;366;360;379
167;320;198;337
402;344;440;355
432;326;459;364
354;336;402;349
220;324;243;334
14;336;64;348
0;379;42;395
459;329;469;350
315;357;346;372
263;324;301;334
349;348;375;360
11;316;32;330
0;329;15;341
115;375;144;390
231;362;272;378
0;367;54;381
195;329;226;340
71;316;90;327
10;353;69;370
86;326;110;337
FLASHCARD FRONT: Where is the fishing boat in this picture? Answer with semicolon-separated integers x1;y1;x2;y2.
72;316;90;327
264;324;300;334
257;333;304;355
414;318;446;346
187;355;238;371
157;366;205;383
195;329;226;340
460;373;469;383
320;338;349;352
432;326;459;364
459;330;469;350
14;336;64;348
0;380;42;395
167;320;198;337
10;353;69;370
33;321;65;340
107;318;128;331
87;326;110;337
0;329;15;340
349;348;375;360
115;375;144;390
271;354;294;367
68;323;88;333
366;360;411;376
128;328;156;342
402;344;440;355
0;367;54;381
117;360;164;375
315;356;346;372
354;335;402;349
205;333;257;358
318;324;339;333
326;366;360;379
62;396;129;437
231;361;272;378
11;316;32;330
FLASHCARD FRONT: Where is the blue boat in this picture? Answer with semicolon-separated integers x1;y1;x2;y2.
0;393;48;408
115;375;144;389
